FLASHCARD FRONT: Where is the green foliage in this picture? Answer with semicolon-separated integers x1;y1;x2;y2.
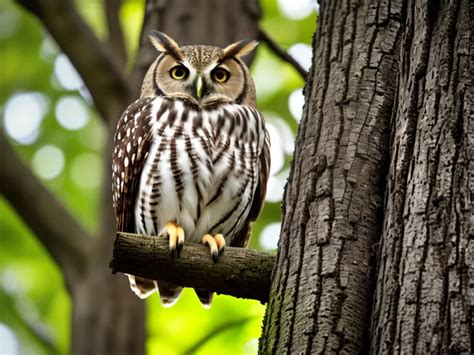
0;0;316;353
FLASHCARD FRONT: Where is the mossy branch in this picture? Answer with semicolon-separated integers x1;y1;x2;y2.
110;232;275;303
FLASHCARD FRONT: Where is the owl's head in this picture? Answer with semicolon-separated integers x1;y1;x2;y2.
141;31;258;106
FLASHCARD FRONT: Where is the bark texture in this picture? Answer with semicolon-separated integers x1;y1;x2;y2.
260;0;402;353
111;233;274;302
370;0;472;353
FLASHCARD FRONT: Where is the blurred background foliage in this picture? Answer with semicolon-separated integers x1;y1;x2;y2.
0;0;317;353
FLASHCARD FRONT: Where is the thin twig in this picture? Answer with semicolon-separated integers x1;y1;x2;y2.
0;131;93;282
183;316;256;354
258;28;308;79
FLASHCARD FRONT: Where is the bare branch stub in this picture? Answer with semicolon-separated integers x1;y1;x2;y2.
110;232;275;303
258;28;308;79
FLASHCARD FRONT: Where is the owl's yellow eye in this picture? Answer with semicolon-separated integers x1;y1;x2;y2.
170;66;188;80
212;68;230;83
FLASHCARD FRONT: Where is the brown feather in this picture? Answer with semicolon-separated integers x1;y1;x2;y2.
112;97;156;232
112;97;167;299
149;30;183;61
221;39;259;61
231;133;270;248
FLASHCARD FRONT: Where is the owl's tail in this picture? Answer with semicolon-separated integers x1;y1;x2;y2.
127;275;183;306
157;280;183;307
194;288;214;308
127;274;156;299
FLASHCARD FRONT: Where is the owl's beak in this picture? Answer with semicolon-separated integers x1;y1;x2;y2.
196;77;204;98
192;76;210;100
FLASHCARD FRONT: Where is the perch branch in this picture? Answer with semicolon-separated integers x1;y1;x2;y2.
16;0;130;121
258;28;308;79
0;131;93;281
110;232;275;303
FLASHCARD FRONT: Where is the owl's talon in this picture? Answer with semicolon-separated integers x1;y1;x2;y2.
211;250;219;263
176;226;184;256
176;240;184;256
215;233;226;256
201;234;226;262
161;222;185;257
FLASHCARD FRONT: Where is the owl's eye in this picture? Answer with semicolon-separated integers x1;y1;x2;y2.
212;68;230;83
170;66;189;80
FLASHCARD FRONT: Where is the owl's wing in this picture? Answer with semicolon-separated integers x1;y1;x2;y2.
231;127;271;248
112;97;158;232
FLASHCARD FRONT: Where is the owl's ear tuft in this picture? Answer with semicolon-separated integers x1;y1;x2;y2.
149;30;183;60
222;39;259;59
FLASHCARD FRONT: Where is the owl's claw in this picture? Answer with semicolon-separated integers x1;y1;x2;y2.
161;222;185;257
215;234;225;256
201;233;226;262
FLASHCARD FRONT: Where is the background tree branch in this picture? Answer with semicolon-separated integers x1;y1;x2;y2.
110;232;275;303
258;28;308;79
0;131;93;284
15;0;130;122
183;316;255;354
104;0;126;69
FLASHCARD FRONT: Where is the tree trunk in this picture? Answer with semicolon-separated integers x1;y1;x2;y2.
260;0;472;353
260;1;402;353
68;1;260;354
370;0;472;353
70;132;147;355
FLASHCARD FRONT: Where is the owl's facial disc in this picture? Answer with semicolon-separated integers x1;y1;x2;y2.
146;32;258;105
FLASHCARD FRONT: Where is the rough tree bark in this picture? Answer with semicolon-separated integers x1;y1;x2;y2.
261;0;472;354
260;0;402;353
370;0;472;353
7;1;260;354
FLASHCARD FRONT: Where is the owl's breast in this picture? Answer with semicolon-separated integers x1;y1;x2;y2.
135;98;264;244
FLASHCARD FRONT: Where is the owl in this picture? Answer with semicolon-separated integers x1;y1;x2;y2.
112;31;270;307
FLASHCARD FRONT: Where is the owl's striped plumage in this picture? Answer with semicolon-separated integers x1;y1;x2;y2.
112;31;270;307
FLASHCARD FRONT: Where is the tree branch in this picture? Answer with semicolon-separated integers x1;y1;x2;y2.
0;131;93;283
110;232;275;303
258;28;308;79
104;0;126;68
183;316;255;354
16;0;131;122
